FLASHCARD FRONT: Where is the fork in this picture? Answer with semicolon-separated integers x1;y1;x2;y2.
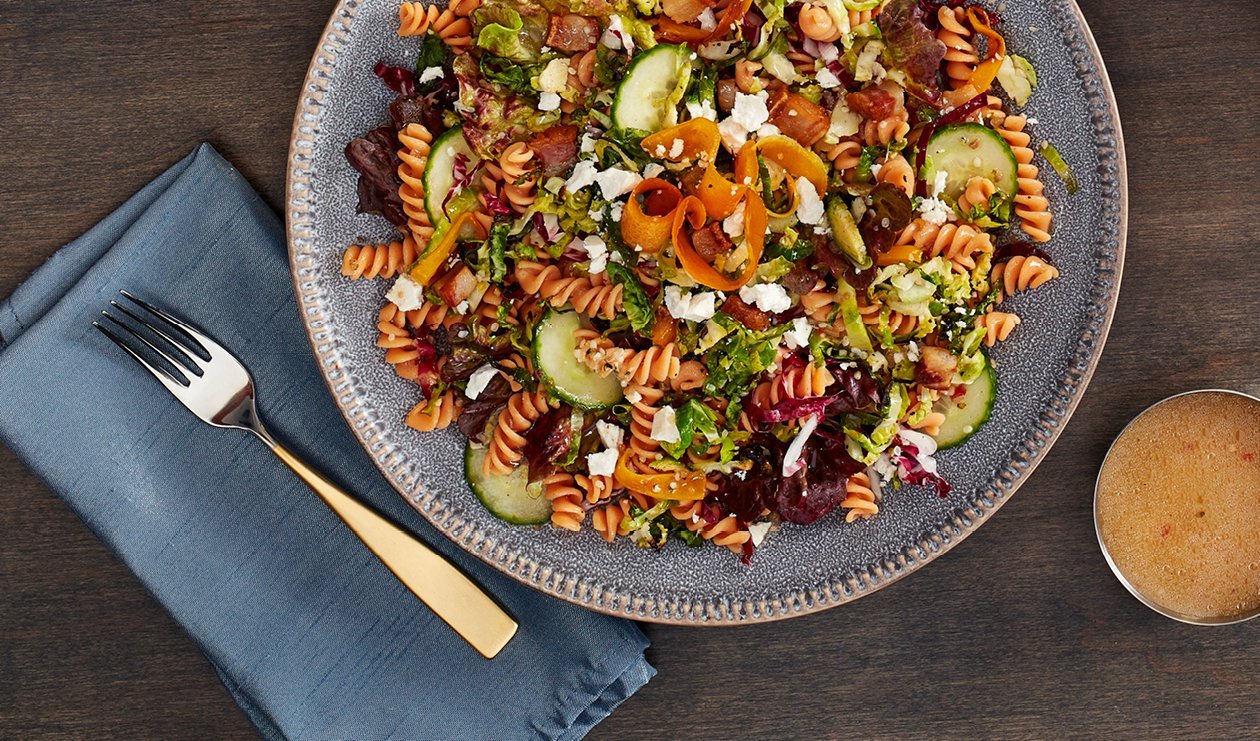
93;290;517;659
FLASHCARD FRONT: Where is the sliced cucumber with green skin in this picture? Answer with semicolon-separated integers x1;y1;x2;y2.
465;444;552;525
533;309;625;410
920;123;1018;206
612;44;693;133
423;126;480;226
934;359;996;448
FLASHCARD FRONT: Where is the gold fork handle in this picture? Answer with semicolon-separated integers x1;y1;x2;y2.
268;442;518;658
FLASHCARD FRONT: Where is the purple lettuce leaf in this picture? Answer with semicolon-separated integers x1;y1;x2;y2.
456;374;513;443
877;0;946;103
522;404;575;485
373;61;416;97
344;124;407;227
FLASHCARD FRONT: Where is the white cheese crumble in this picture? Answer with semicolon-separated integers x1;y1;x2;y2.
386;274;425;311
649;404;680;444
668;138;685;158
717;118;749;152
579;133;598;153
696;7;717;30
418;66;445;85
747;521;771;548
783;316;812;350
664;285;719;323
586;448;619;477
730;90;771;133
642;163;666;179
593;167;643;200
608;201;625;221
595;419;625;450
625;387;643;404
739;283;792;313
454;300;470;315
918;196;954;225
565;160;599;192
537;91;561;112
722;200;746;238
582;235;610;274
686;99;717;122
538;58;571;93
932;170;949;197
464;365;499;400
756;123;781;139
794;176;826;226
816;67;842;89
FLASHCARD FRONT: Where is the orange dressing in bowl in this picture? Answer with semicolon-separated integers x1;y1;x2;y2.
1096;392;1260;620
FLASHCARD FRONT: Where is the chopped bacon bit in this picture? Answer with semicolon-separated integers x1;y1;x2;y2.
546;14;600;53
767;87;830;146
721;295;770;330
435;265;477;307
846;86;897;120
691;221;734;260
653;305;678;345
914;346;958;390
528;125;579;176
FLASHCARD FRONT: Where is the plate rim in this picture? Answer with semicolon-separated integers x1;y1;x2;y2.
285;0;1128;625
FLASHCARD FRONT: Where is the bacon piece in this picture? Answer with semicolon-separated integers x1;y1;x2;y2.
767;87;830;147
435;265;477;307
721;295;770;330
845;86;897;120
915;346;958;390
546;14;599;53
691;221;734;261
527;125;579;176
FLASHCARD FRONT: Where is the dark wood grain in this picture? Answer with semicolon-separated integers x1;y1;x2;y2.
2;0;1259;738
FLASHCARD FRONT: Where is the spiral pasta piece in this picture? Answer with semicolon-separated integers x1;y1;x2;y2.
577;340;682;387
892;219;993;271
341;236;419;280
544;472;586;531
627;384;666;468
398;2;440;35
840;471;879;522
670;360;708;392
976;311;1021;345
671;502;751;553
568;50;598;93
799;3;843;42
734;60;765;93
514;261;623;319
936;6;978;89
591;500;630;541
992;115;1052;242
991;255;1059;300
957;176;998;216
875;153;914;196
483;389;556;475
405;389;460;431
823;139;863;173
862;115;911;148
397;123;435;245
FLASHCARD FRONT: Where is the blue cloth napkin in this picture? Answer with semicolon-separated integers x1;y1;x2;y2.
0;144;654;740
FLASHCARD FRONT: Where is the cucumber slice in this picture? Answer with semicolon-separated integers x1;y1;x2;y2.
465;443;552;525
934;359;996;448
533;309;624;410
423;126;480;226
920;123;1018;207
612;44;693;133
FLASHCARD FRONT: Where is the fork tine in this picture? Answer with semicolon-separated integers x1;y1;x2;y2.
93;321;191;395
118;290;212;360
108;301;204;377
99;312;197;384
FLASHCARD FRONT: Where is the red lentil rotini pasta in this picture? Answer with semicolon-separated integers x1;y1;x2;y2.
338;0;1071;559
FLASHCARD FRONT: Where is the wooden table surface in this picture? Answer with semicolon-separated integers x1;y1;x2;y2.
3;1;1259;737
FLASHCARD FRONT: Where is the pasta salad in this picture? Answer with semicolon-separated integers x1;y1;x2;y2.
341;0;1065;561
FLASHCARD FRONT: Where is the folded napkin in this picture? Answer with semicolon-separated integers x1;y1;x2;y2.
0;144;653;740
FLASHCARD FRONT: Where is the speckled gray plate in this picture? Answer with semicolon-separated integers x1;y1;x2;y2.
286;0;1126;624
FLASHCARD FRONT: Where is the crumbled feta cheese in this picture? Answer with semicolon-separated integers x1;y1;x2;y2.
783;317;812;350
686;99;717;122
588;205;605;221
730;90;771;133
538;58;570;93
537;91;561;111
739;283;792;313
816;67;842;90
608;201;625;221
625;387;643;404
582;235;610;274
642;163;666;179
595;420;625;450
454;300;470;315
668;138;685;158
586;449;619;477
464;365;499;400
782;414;820;476
756;123;781;139
828;97;862;140
418;66;445;85
794;176;826;226
593;167;642;200
565;160;599;192
818;43;840;63
664;285;719;323
722;200;746;239
580;133;598;153
696;7;717;30
918;196;955;225
932;170;949;197
907;341;921;361
717;118;749;152
747;521;772;548
386;274;425;311
869;162;884;178
649;405;680;444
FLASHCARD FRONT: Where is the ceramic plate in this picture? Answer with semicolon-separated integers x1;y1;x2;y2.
286;0;1126;624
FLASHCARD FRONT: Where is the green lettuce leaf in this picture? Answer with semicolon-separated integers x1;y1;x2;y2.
605;262;654;333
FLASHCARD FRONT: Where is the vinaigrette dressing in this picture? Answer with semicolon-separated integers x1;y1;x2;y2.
1096;392;1260;620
